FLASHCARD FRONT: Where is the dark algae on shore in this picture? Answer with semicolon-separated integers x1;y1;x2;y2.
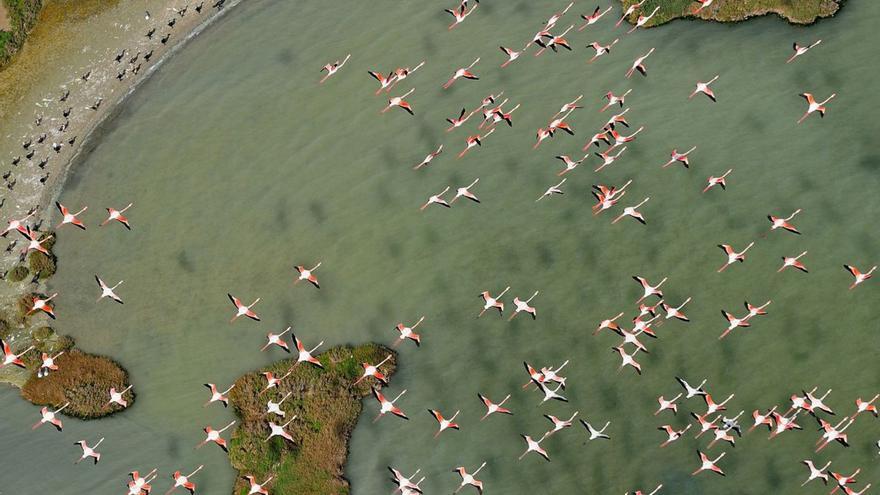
228;344;397;495
620;0;842;27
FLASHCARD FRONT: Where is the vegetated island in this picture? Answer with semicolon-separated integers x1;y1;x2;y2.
1;233;134;419
620;0;842;27
228;344;397;495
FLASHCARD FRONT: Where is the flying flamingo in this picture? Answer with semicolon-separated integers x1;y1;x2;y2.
389;467;423;494
260;370;292;394
74;437;104;464
627;6;660;33
578;6;613;30
787;40;821;63
661;146;697;168
373;387;408;421
292;332;324;368
851;395;879;419
768;209;802;234
594;312;624;335
228;293;260;322
797;92;836;124
659;424;691;448
594;146;627;172
703;169;732;193
478;286;509;317
354;354;393;385
587;38;619;62
166;465;204;495
382;89;415;115
600;89;632;112
499;45;525;68
450;179;480;204
204;383;234;407
96;275;124;303
458;129;495;158
196;421;235;451
447;108;474;132
689;75;719;101
661;298;692;321
260;326;292;352
453;462;486;494
778;251;808;273
27;292;58;319
33;402;69;430
265;417;297;442
55;202;87;229
20;229;53;256
744;300;771;318
128;469;158;495
394;316;425;347
718;310;751;340
293;262;322;288
656;393;683;415
537;179;567;201
633;275;666;303
603;108;630;131
692;451;726;476
101;203;133;229
617;0;646;27
844;265;876;290
414;145;443;169
445;1;479;30
266;392;293;417
478;393;513;420
581;419;612;440
2;339;33;368
38;350;64;377
555;155;586;176
692;0;715;13
612;345;642;374
717;242;755;272
1;210;35;237
319;53;350;84
429;409;461;438
106;385;134;409
420;186;451;210
612;197;649;224
242;475;273;495
519;433;550;461
387;61;425;92
749;406;777;432
544;411;578;436
534;25;574;56
443;58;480;89
367;70;397;95
508;291;539;320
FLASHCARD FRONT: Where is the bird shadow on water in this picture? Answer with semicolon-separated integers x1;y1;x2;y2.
275;47;295;66
308;200;326;225
176;249;194;273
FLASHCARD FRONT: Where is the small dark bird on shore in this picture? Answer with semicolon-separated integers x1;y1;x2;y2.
213;0;226;9
31;271;42;284
168;18;176;28
7;179;16;190
144;49;154;61
133;64;142;75
40;173;50;184
196;2;204;13
146;27;156;38
91;98;103;110
82;70;91;81
161;33;171;44
115;49;126;62
130;52;140;64
178;5;188;16
117;69;127;80
36;133;47;144
37;157;48;168
59;89;70;102
58;121;68;133
68;136;77;145
11;156;20;166
2;171;10;180
63;107;72;118
35;115;43;126
25;149;35;160
52;143;62;153
5;241;16;252
0;198;5;208
33;219;43;230
22;139;32;149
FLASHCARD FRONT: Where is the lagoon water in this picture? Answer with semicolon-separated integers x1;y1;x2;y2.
1;1;879;493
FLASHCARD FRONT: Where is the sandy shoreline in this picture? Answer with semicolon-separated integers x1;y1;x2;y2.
0;0;243;386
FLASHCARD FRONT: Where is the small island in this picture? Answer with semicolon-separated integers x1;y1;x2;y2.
227;343;397;495
620;0;842;27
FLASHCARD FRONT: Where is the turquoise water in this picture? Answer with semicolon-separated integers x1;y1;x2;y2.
1;1;879;493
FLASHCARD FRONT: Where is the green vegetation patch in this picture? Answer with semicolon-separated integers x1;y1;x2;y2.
620;0;841;27
228;344;397;495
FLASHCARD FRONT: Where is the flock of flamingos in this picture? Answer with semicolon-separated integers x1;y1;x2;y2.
0;0;876;494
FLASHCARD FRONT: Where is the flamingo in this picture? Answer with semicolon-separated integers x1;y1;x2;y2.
768;208;802;234
689;75;719;101
703;169;732;193
844;265;876;290
453;462;486;494
851;395;879;419
373;387;408;421
265;417;297;442
744;300;771;318
537;381;569;403
543;1;575;30
101;203;133;229
478;286;509;317
500;45;525;68
128;469;159;495
628;485;663;495
228;293;260;322
555;154;586;176
74;437;104;464
458;129;495;158
387;61;425;92
544;412;578;436
382;88;415;115
450;179;481;204
167;465;204;494
534;25;574;56
319;53;350;84
368;70;397;95
778;251;809;273
420;186;451;210
33;402;69;430
414;145;443;169
594;312;624;335
798;92;836;124
242;475;273;495
787;39;821;63
718;310;751;340
656;393;683;415
443;58;480;89
38;350;64;377
600;89;632;112
536;178;567;201
20;229;53;256
603;108;630;131
661;298;691;321
616;0;646;27
608;126;644;149
260;326;292;352
394;316;425;347
196;421;236;451
292;333;324;368
692;451;726;476
429;409;461;438
633;275;666;303
676;376;707;399
518;433;550;461
204;383;234;407
659;424;691;447
260;370;292;393
593;146;627;172
581;420;611;440
749;406;777;432
479;393;512;420
55;202;87;229
612;345;642;374
627;6;660;33
661;146;697;168
830;469;861;494
354;354;393;385
2;339;34;368
445;1;479;30
27;292;58;319
293;262;322;288
717;242;755;272
388;467;423;494
96;275;124;303
1;210;35;237
509;291;538;320
585;38;619;63
266;392;293;417
447;108;475;132
612;197;649;224
578;6;613;30
692;0;715;13
106;385;134;409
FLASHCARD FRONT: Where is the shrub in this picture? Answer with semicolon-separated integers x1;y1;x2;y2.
8;265;29;282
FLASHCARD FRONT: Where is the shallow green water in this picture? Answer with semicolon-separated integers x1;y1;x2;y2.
1;1;879;493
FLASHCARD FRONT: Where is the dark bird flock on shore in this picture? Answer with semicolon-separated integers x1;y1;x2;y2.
0;0;876;494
